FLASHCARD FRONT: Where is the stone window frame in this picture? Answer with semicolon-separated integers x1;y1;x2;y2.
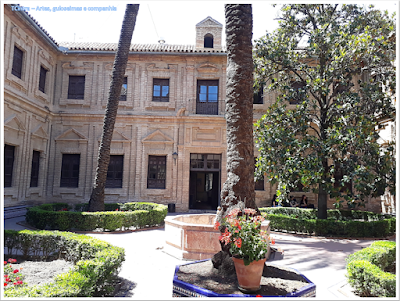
145;65;177;111
7;41;29;92
60;62;93;107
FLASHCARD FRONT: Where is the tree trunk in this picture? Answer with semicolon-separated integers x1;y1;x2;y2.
218;4;255;221
88;4;139;212
317;158;329;219
317;184;328;219
212;4;255;275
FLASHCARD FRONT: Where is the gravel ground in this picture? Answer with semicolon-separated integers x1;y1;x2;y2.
8;259;75;287
177;259;310;296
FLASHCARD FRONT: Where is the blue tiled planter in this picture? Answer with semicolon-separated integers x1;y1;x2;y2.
173;259;316;297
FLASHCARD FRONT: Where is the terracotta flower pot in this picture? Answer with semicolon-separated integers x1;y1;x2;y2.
232;257;266;293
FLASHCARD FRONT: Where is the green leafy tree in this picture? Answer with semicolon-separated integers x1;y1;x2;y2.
253;4;396;219
88;4;139;211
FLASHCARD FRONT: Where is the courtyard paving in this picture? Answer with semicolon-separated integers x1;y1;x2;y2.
4;214;395;299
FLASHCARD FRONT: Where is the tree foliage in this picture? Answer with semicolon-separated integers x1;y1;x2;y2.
253;4;396;219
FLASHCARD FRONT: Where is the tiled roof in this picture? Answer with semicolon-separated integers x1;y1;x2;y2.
58;42;227;53
20;9;59;46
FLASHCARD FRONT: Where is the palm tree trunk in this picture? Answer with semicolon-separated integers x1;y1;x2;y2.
211;4;255;275
219;4;255;219
88;4;139;212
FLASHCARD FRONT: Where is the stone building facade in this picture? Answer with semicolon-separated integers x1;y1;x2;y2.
3;5;392;213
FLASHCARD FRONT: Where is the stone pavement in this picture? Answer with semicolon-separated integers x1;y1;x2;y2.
3;215;395;299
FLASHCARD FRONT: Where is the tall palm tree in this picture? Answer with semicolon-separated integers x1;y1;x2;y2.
212;4;255;273
88;4;139;212
218;4;256;219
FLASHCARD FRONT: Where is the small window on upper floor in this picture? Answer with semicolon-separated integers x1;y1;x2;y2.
39;66;48;93
204;34;214;48
120;77;127;101
68;75;85;99
12;46;24;79
153;79;169;102
253;84;264;104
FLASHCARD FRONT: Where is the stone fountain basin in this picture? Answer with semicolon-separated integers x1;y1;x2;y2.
164;214;270;261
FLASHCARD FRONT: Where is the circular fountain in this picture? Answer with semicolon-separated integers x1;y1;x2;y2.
164;214;270;261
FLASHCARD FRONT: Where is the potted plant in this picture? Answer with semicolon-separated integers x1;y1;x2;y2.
214;208;275;293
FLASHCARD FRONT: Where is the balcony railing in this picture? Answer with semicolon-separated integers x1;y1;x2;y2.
196;101;218;115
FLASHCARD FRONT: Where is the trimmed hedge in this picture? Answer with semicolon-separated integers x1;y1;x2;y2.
3;229;125;297
346;241;396;297
259;207;395;238
26;202;167;232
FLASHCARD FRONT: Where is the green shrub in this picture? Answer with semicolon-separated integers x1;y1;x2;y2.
26;202;167;232
346;241;396;297
3;230;125;297
260;207;395;238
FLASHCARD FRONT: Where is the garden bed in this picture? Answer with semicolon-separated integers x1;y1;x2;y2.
173;259;316;297
3;229;125;297
260;207;395;238
25;202;167;232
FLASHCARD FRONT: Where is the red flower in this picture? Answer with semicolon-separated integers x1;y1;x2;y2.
214;221;220;230
256;294;263;297
115;208;119;211
3;261;7;265
13;269;19;274
271;237;276;245
235;238;242;248
4;283;7;287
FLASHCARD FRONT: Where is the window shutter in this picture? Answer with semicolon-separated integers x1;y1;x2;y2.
39;66;47;93
4;145;15;187
12;46;23;78
68;76;85;99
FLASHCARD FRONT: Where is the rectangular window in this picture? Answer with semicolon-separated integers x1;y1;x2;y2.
190;154;221;171
196;80;219;115
253;84;264;104
12;46;23;79
120;77;127;101
68;75;85;99
106;155;123;188
147;155;166;189
30;151;40;187
254;158;264;190
60;154;80;187
4;145;15;187
290;81;306;104
152;79;169;102
38;66;47;93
